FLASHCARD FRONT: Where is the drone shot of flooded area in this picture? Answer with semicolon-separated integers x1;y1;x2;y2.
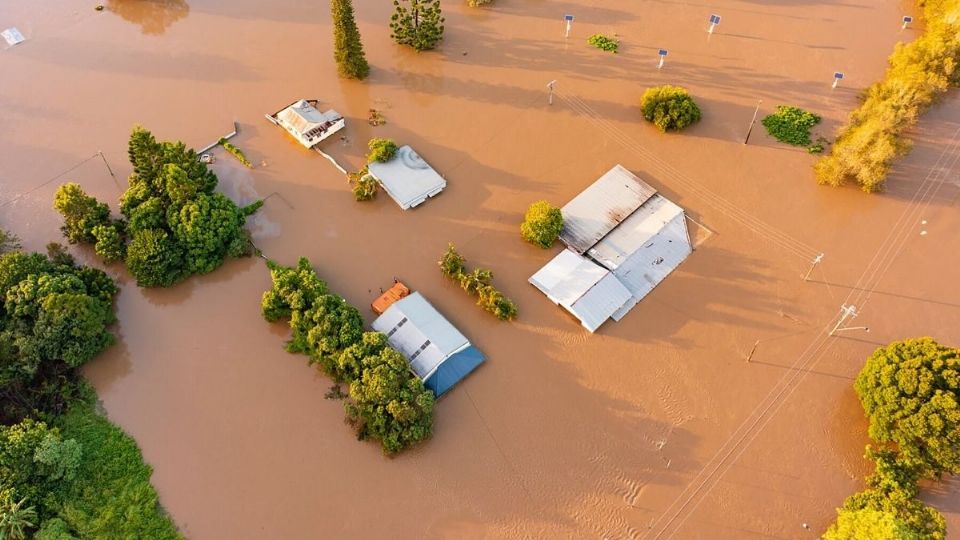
1;0;959;538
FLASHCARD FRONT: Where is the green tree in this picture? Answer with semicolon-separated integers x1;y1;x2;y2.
438;243;465;278
855;337;960;475
52;184;111;245
640;85;702;132
346;345;434;454
331;0;370;79
366;138;399;163
520;200;563;248
91;224;125;263
167;192;249;275
0;491;38;540
35;518;77;540
0;229;21;255
290;294;364;380
824;507;913;540
261;258;330;323
125;229;185;288
390;0;445;52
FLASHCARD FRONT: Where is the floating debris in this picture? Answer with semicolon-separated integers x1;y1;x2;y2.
368;108;386;126
1;27;26;47
199;153;215;164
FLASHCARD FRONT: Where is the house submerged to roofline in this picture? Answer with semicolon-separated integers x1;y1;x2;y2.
266;99;345;149
529;165;693;332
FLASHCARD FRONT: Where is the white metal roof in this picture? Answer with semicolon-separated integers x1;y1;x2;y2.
371;292;469;381
604;210;692;302
588;194;685;270
559;165;657;254
276;100;342;136
529;249;634;333
367;146;447;210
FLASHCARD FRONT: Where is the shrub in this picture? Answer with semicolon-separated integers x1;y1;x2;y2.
814;0;960;192
349;167;378;201
218;138;252;168
587;34;619;53
390;0;445;51
366;138;399;163
520;200;563;248
640;86;701;132
331;0;370;79
761;106;821;147
438;244;517;320
467;0;492;6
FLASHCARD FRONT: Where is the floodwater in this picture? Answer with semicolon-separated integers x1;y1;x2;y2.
2;0;960;538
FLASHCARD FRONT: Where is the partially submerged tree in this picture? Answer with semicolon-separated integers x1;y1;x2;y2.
640;85;702;132
520;200;563;248
855;337;960;476
366;138;399;163
390;0;445;52
331;0;370;79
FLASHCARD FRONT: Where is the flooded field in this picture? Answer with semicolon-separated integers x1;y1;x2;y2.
2;0;959;537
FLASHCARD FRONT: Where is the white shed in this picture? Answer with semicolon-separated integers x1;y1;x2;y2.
367;145;446;210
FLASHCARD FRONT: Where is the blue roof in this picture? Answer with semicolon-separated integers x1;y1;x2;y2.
423;345;486;397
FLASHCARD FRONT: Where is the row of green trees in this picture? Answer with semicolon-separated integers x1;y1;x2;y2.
824;337;959;538
261;258;434;454
53;127;261;288
814;0;960;192
0;232;179;538
438;244;518;320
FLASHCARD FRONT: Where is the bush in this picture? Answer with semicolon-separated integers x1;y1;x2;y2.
640;86;701;132
366;138;399;163
349;167;378;201
814;0;960;192
587;34;619;53
53;127;259;287
390;0;444;51
438;244;517;320
761;106;821;147
520;201;563;248
218;138;252;168
467;0;492;6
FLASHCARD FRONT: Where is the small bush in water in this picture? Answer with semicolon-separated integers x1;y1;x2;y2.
640;86;701;132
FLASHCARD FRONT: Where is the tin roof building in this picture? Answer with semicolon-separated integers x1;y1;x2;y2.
371;292;484;397
367;145;446;210
267;99;345;149
529;165;692;332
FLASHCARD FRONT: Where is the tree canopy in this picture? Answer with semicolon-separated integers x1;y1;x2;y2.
331;0;370;79
640;85;702;132
390;0;445;51
520;200;563;249
53;127;259;287
855;337;960;475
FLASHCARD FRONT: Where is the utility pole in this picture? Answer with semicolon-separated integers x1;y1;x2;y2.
803;253;824;281
743;99;762;145
830;305;869;336
547;80;557;106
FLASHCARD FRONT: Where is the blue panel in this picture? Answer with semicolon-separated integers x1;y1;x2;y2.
658;49;668;56
565;14;574;21
834;72;844;79
424;346;486;397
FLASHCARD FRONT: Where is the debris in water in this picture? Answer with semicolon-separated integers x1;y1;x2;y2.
1;27;26;46
95;4;105;11
199;153;215;164
368;108;386;126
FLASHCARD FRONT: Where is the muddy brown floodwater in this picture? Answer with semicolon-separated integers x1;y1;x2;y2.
2;0;959;538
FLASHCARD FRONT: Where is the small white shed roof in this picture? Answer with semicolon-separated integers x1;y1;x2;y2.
367;146;446;210
529;249;635;333
371;292;468;381
559;165;657;254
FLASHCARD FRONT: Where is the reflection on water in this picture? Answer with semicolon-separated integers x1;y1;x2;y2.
107;0;189;35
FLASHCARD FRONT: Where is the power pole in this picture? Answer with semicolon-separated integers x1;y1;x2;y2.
743;99;762;145
829;305;869;336
547;80;557;106
802;253;824;281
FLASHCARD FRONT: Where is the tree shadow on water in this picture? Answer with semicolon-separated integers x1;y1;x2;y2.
107;0;190;36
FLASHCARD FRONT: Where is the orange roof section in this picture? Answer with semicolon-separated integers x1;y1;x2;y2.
371;281;411;315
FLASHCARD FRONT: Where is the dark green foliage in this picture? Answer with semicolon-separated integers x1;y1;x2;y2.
35;518;76;540
218;138;253;168
855;337;960;476
438;244;517;321
0;489;39;540
0;249;117;421
640;85;702;132
390;0;445;51
52;184;111;245
55;126;259;287
125;229;184;288
346;346;434;454
520;200;563;248
331;0;370;79
761;106;822;147
366;138;399;163
587;34;619;53
261;258;435;453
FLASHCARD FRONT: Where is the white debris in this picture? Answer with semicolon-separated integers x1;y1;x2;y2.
2;27;26;47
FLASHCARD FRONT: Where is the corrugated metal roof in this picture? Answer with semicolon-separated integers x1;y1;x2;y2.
605;210;692;302
367;146;447;210
559;165;657;254
371;292;470;382
588;194;685;270
276;100;342;136
528;249;634;333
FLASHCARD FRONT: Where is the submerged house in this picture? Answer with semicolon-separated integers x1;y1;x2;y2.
367;145;446;210
266;99;345;149
529;165;692;332
371;292;484;397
